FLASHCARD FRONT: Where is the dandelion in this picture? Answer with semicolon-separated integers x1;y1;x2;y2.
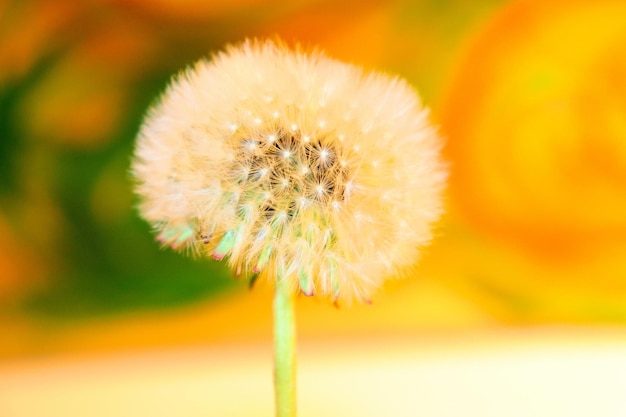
132;39;446;417
133;39;445;301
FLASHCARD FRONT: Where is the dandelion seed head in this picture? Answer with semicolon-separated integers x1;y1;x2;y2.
132;39;447;303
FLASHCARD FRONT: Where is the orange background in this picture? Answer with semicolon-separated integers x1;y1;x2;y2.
1;1;625;414
0;0;626;417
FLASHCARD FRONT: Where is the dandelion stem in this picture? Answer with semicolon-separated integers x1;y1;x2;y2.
273;275;297;417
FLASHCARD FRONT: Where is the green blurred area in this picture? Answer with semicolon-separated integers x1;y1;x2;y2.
0;3;238;318
0;63;236;319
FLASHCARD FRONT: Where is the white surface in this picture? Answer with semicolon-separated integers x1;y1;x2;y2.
1;335;626;417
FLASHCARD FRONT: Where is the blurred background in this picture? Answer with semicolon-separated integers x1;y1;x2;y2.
1;0;625;415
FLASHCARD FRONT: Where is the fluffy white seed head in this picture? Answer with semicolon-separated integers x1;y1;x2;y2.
132;39;446;303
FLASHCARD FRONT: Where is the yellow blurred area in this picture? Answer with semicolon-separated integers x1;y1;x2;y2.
2;330;626;417
435;0;626;329
440;0;626;259
1;0;626;415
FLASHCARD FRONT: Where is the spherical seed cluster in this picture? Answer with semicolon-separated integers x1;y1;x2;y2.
132;39;446;303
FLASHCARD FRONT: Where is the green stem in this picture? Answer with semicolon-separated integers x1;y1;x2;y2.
273;276;297;417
